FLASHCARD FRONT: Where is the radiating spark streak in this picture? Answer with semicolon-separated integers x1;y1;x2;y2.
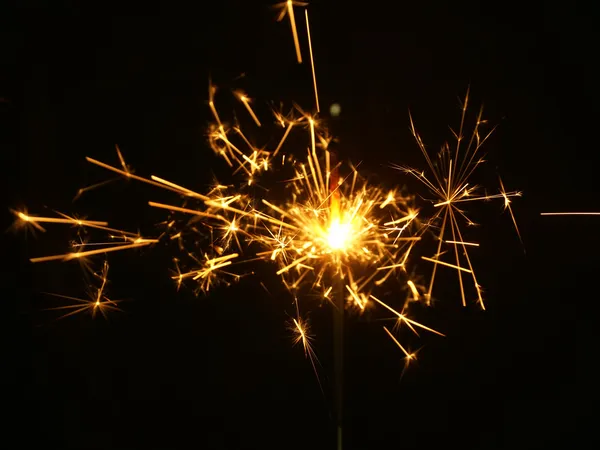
384;214;418;226
53;211;140;237
292;317;309;355
277;254;314;275
401;92;521;309
193;261;234;278
290;313;324;393
43;293;122;320
499;177;522;244
208;82;222;123
148;202;226;222
433;192;521;207
41;261;121;320
445;240;479;246
345;285;366;310
73;177;120;201
72;241;131;247
424;208;449;303
383;326;412;358
115;144;130;173
448;207;467;307
150;176;210;200
15;212;107;227
236;92;262;127
540;212;600;216
86;157;200;196
376;263;405;272
30;239;157;263
276;0;305;63
448;207;485;309
272;122;295;156
370;295;445;336
421;256;472;273
305;10;319;112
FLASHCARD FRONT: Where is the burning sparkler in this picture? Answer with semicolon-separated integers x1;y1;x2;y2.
15;3;522;449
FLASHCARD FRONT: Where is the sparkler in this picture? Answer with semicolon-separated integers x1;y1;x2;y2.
15;3;522;448
397;92;522;309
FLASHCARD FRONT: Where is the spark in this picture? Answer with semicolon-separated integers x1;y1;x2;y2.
398;88;522;308
305;9;320;112
15;10;522;440
12;209;108;232
275;1;308;63
290;312;324;393
235;91;262;127
30;238;158;263
42;261;122;320
540;212;600;216
499;176;523;245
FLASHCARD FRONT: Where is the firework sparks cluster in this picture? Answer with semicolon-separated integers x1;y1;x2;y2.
16;1;522;371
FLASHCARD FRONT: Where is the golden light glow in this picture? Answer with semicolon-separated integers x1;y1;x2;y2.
15;5;521;384
397;88;522;309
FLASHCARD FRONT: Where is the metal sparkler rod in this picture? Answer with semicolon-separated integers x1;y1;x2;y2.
329;141;344;450
334;277;344;450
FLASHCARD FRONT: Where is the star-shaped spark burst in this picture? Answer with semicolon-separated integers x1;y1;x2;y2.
397;89;522;309
15;7;523;449
42;261;122;320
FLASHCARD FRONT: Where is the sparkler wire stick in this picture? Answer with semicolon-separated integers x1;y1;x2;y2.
329;148;344;450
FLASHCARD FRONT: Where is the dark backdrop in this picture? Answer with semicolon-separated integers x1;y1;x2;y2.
2;1;597;449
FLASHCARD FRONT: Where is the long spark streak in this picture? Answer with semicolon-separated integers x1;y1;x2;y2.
16;212;107;227
370;295;445;336
421;256;472;273
286;1;302;63
305;10;319;112
30;240;157;263
540;212;600;216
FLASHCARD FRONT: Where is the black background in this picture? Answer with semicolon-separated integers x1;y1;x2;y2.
2;1;598;449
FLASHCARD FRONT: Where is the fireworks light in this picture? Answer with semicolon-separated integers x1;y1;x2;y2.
15;2;522;447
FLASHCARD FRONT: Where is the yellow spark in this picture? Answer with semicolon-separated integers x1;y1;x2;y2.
42;261;122;320
407;280;420;300
236;91;262;127
540;212;600;216
370;295;445;336
383;326;412;359
15;211;107;227
401;91;521;308
305;9;319;112
421;256;472;273
30;239;158;263
445;240;479;247
275;1;308;63
499;176;523;245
